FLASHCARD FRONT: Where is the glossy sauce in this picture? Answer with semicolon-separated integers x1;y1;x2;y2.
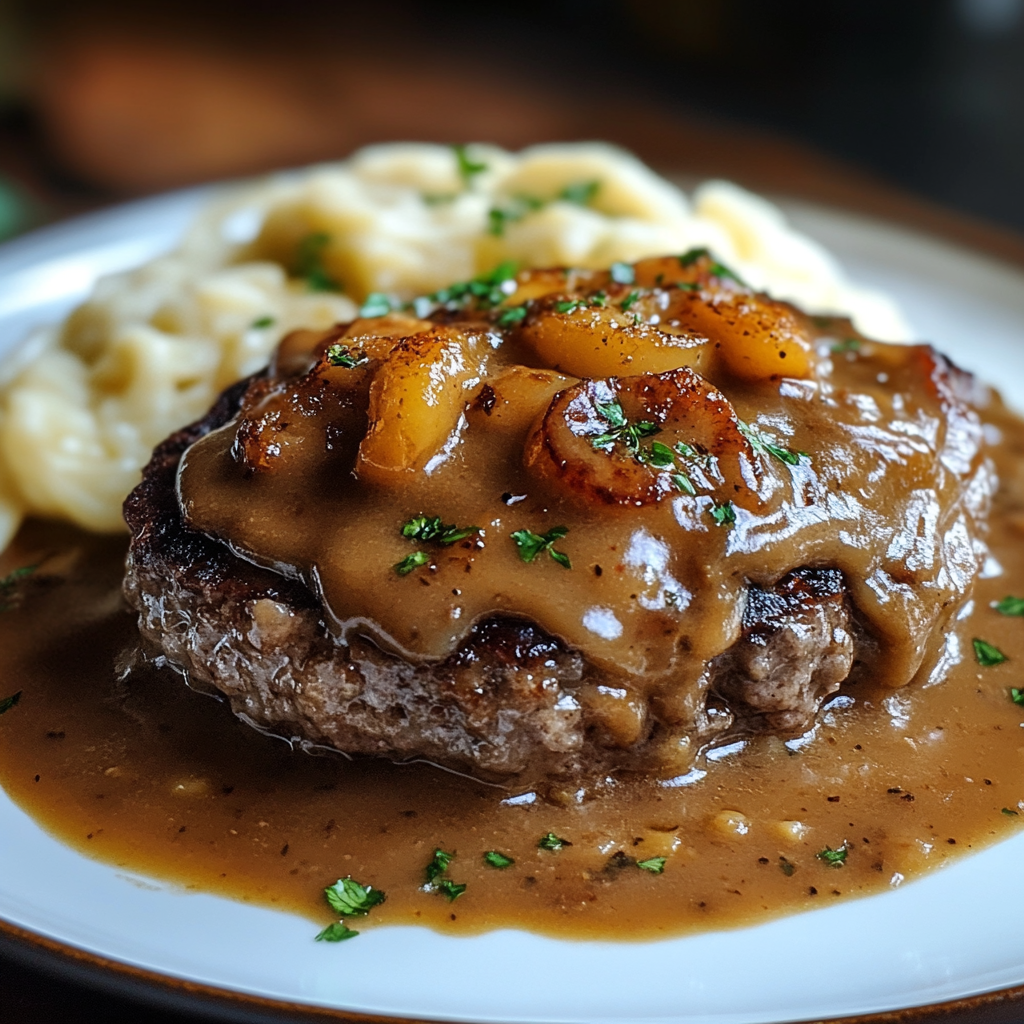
2;473;1024;940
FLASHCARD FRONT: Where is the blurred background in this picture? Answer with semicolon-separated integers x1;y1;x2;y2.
0;0;1023;245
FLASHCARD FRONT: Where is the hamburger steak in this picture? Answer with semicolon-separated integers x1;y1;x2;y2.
123;254;994;783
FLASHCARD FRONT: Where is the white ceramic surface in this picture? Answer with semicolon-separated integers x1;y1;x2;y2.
1;191;1024;1024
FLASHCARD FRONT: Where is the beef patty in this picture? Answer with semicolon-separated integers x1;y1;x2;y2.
124;255;991;784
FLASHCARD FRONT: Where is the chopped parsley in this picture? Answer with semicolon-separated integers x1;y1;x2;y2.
394;551;430;576
538;832;572;851
620;289;641;311
710;260;744;283
359;293;393;318
401;515;479;546
0;691;21;715
484;850;515;869
671;472;696;496
994;596;1024;616
453;143;487;185
315;922;359;942
779;856;796;876
974;638;1008;667
435;880;467;901
425;848;454;884
251;315;275;329
738;420;806;467
423;848;466;900
1002;807;1020;817
1011;688;1024;706
488;194;545;236
677;247;743;282
590;399;659;455
816;845;847;867
610;261;635;285
830;338;862;354
559;180;601;206
422;261;519;311
589;290;608;307
295;232;342;292
0;564;36;612
324;877;387;917
315;876;385;942
326;344;368;369
496;305;528;327
636;856;666;874
642;441;677;470
511;527;571;569
678;247;710;266
554;299;583;314
710;501;736;527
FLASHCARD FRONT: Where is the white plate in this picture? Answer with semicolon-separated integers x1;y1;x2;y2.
2;189;1024;1024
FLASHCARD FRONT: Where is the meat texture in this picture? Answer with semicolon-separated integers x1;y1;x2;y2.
125;381;856;781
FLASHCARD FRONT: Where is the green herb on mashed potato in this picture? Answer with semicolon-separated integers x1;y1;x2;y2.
295;232;342;292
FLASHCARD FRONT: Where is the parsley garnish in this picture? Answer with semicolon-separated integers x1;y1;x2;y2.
679;247;710;266
315;876;385;942
0;564;36;612
425;848;454;884
251;315;275;329
779;856;795;876
488;194;545;236
590;400;660;454
401;515;479;546
709;260;744;284
620;289;641;311
995;596;1024;616
636;856;666;874
538;832;572;851
637;440;672;469
553;299;583;314
324;877;386;917
0;691;21;715
484;850;515;869
677;248;742;282
423;848;466;900
710;501;736;527
496;305;528;327
559;180;601;206
359;293;393;318
326;344;368;369
453;144;487;185
671;472;696;496
394;551;430;576
315;922;359;942
738;420;806;467
830;338;861;354
1011;688;1024;706
974;638;1008;667
1002;807;1020;816
295;232;341;292
816;845;847;867
610;261;635;285
511;527;571;569
421;261;519;311
435;880;467;901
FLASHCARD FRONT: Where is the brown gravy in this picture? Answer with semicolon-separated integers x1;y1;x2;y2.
2;476;1024;940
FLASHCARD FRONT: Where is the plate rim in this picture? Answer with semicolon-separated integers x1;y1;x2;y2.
5;916;1024;1024
3;178;1024;1024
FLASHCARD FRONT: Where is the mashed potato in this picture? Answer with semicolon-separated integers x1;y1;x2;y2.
0;142;910;549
